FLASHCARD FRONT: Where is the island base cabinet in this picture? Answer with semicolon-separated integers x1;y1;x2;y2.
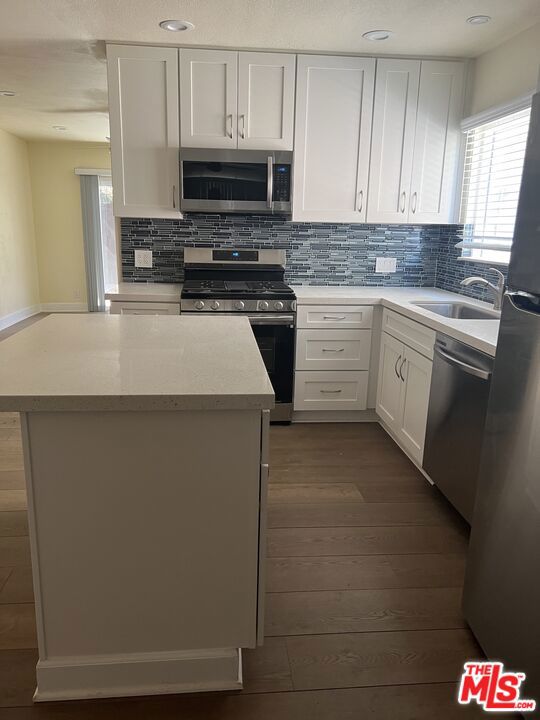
376;331;433;464
20;409;268;701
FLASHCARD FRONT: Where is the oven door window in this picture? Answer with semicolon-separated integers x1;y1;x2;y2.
183;161;267;202
251;323;294;404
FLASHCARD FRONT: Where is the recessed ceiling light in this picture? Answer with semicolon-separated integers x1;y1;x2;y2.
159;19;194;32
53;125;67;131
467;15;491;24
362;30;393;41
0;90;16;97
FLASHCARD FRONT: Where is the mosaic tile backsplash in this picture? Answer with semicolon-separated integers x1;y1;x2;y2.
121;215;507;302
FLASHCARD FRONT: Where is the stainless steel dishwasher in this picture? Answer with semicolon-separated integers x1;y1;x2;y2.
423;334;494;523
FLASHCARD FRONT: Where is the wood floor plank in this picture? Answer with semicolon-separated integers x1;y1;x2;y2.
268;526;468;557
268;483;364;504
0;453;24;472
266;587;465;636
0;414;20;429
355;476;436;502
0;683;494;718
0;512;29;538
268;501;458;528
242;637;293;693
0;567;11;593
286;628;482;691
0;537;31;566
269;464;422;483
0;567;34;604
0;471;26;491
0;648;38;707
0;604;37;650
266;553;467;592
0;490;27;512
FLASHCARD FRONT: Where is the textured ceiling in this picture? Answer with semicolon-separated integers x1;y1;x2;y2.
1;0;540;142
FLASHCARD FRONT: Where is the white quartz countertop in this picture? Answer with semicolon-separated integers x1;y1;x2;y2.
294;286;500;356
0;315;274;412
105;282;182;303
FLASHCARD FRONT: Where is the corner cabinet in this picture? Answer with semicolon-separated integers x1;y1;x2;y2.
367;59;465;225
106;45;181;219
292;55;375;223
180;49;296;150
376;311;435;464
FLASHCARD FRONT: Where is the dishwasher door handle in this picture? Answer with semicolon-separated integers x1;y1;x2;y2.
434;346;491;381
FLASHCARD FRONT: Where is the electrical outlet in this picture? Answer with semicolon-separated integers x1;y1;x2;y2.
135;249;153;268
375;257;397;273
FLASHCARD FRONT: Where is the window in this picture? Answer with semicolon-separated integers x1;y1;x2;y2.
459;105;531;264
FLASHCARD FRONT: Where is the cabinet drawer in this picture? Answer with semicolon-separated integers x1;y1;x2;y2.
297;305;373;329
294;371;369;411
109;301;180;315
382;309;435;359
296;329;372;370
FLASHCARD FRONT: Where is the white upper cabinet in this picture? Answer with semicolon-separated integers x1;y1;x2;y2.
107;45;181;219
180;49;295;150
237;52;296;150
293;55;375;223
367;59;420;224
409;60;465;224
180;49;238;149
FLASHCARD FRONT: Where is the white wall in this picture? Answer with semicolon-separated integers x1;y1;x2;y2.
469;21;540;115
0;128;40;328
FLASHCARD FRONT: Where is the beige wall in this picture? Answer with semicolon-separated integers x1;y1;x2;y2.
469;22;540;116
0;128;40;323
28;142;111;306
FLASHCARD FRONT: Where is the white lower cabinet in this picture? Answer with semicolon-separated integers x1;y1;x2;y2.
109;301;180;315
296;329;372;371
376;330;433;464
295;370;369;411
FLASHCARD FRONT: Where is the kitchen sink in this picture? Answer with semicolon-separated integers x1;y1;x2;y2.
412;302;500;320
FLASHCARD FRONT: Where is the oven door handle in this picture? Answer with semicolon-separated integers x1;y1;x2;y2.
248;314;295;326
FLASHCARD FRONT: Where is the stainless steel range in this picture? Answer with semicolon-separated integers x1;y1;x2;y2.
181;248;296;422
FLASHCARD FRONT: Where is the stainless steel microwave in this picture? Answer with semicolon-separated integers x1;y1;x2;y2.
180;149;292;214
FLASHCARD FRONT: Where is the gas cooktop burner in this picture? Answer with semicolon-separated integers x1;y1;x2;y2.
182;280;294;296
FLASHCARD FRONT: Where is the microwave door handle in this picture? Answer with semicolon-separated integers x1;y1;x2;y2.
267;156;274;210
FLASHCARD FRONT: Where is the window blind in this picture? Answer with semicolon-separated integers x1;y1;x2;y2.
458;106;531;264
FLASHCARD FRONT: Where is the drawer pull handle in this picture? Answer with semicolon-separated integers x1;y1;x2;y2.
322;347;345;352
323;315;346;320
320;389;342;394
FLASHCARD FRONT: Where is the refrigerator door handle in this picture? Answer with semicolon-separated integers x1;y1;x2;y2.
507;290;540;315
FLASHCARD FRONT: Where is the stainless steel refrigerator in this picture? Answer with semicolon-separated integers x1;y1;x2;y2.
463;91;540;700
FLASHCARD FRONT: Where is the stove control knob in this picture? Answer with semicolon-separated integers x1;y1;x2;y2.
210;300;220;310
235;300;245;310
194;300;205;310
274;301;284;311
259;301;269;310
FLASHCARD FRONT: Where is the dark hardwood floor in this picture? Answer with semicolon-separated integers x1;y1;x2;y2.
0;318;499;716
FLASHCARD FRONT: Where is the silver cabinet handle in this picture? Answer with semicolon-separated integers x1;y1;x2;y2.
172;185;176;209
434;346;491;381
320;389;342;394
411;191;417;214
240;114;246;139
323;315;346;320
322;348;345;352
357;189;363;213
400;191;406;213
399;357;406;381
394;354;402;379
227;114;233;139
267;156;274;209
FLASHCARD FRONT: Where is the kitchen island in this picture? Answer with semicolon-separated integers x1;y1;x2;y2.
0;314;274;701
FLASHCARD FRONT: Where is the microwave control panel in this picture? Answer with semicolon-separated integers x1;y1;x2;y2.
273;165;291;202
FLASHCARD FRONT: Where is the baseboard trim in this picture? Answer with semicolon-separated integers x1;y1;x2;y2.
34;647;242;702
0;305;41;332
40;303;88;313
292;409;378;423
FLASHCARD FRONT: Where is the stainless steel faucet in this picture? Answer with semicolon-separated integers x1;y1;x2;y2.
460;268;506;311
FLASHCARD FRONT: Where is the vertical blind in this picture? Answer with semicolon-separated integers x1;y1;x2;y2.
458;106;531;263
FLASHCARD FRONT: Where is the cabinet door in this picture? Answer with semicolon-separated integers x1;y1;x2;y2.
398;346;433;464
237;52;296;150
367;59;420;223
180;49;238;148
293;55;375;222
107;45;181;219
376;332;403;430
408;60;465;224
